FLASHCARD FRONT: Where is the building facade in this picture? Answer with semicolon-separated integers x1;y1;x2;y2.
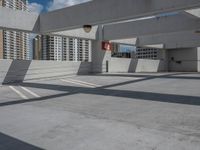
33;35;92;62
111;43;136;58
136;47;166;60
33;35;42;60
0;0;30;60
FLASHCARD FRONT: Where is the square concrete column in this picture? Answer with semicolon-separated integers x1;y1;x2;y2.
91;26;111;73
198;47;200;72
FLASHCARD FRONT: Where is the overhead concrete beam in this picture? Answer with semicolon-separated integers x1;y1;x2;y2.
103;14;200;40
51;26;98;40
0;7;39;33
40;0;200;33
109;38;137;45
143;44;165;49
185;8;200;18
137;31;200;49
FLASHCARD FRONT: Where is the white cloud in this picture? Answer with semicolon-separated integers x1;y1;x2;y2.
47;0;91;11
28;2;43;13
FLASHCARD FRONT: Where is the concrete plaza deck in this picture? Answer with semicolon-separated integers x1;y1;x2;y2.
0;73;200;150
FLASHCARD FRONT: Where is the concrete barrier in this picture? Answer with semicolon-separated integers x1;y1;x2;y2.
168;48;198;72
0;59;91;84
109;58;167;73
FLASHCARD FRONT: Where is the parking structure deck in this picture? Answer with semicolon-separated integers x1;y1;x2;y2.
0;72;200;150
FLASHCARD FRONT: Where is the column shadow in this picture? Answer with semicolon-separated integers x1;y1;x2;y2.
128;59;138;73
0;132;44;150
0;80;200;107
3;60;31;84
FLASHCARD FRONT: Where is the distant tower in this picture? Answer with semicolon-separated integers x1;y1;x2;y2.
33;35;42;60
0;0;30;60
33;35;92;62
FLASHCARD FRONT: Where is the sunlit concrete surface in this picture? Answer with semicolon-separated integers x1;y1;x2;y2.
0;73;200;150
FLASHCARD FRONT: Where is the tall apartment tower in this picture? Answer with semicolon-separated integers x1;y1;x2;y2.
33;35;92;62
0;0;30;60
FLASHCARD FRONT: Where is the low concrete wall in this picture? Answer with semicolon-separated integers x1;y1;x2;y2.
168;48;198;72
109;58;167;73
109;58;136;73
136;59;167;72
0;59;91;84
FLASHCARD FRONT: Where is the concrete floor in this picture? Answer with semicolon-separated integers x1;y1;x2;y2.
0;72;200;150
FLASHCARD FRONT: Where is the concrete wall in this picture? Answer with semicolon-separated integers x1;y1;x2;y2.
92;39;112;73
0;7;39;32
136;59;167;73
0;59;91;84
198;47;200;72
168;48;198;72
109;58;167;73
138;31;200;49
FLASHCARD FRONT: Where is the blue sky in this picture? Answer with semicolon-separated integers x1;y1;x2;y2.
28;0;91;13
28;0;49;12
120;45;136;53
29;0;48;6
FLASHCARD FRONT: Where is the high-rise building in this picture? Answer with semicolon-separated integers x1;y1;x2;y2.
33;35;92;62
33;35;42;60
0;0;30;60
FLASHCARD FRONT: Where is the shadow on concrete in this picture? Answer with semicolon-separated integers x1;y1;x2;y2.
0;132;44;150
20;74;76;82
99;73;183;89
32;17;40;33
99;75;156;89
91;72;200;80
77;62;91;75
3;60;31;84
158;59;168;72
128;59;138;73
1;76;200;107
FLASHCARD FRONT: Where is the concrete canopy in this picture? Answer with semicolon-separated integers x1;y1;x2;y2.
40;0;200;33
0;0;200;43
51;13;200;40
137;31;200;49
51;26;98;40
185;8;200;18
0;7;39;33
142;44;165;49
103;13;200;40
109;38;137;45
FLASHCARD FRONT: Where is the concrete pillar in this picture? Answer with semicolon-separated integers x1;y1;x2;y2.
198;47;200;72
92;26;111;73
158;49;168;72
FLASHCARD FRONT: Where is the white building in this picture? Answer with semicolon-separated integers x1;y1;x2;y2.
34;35;91;62
0;0;30;60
